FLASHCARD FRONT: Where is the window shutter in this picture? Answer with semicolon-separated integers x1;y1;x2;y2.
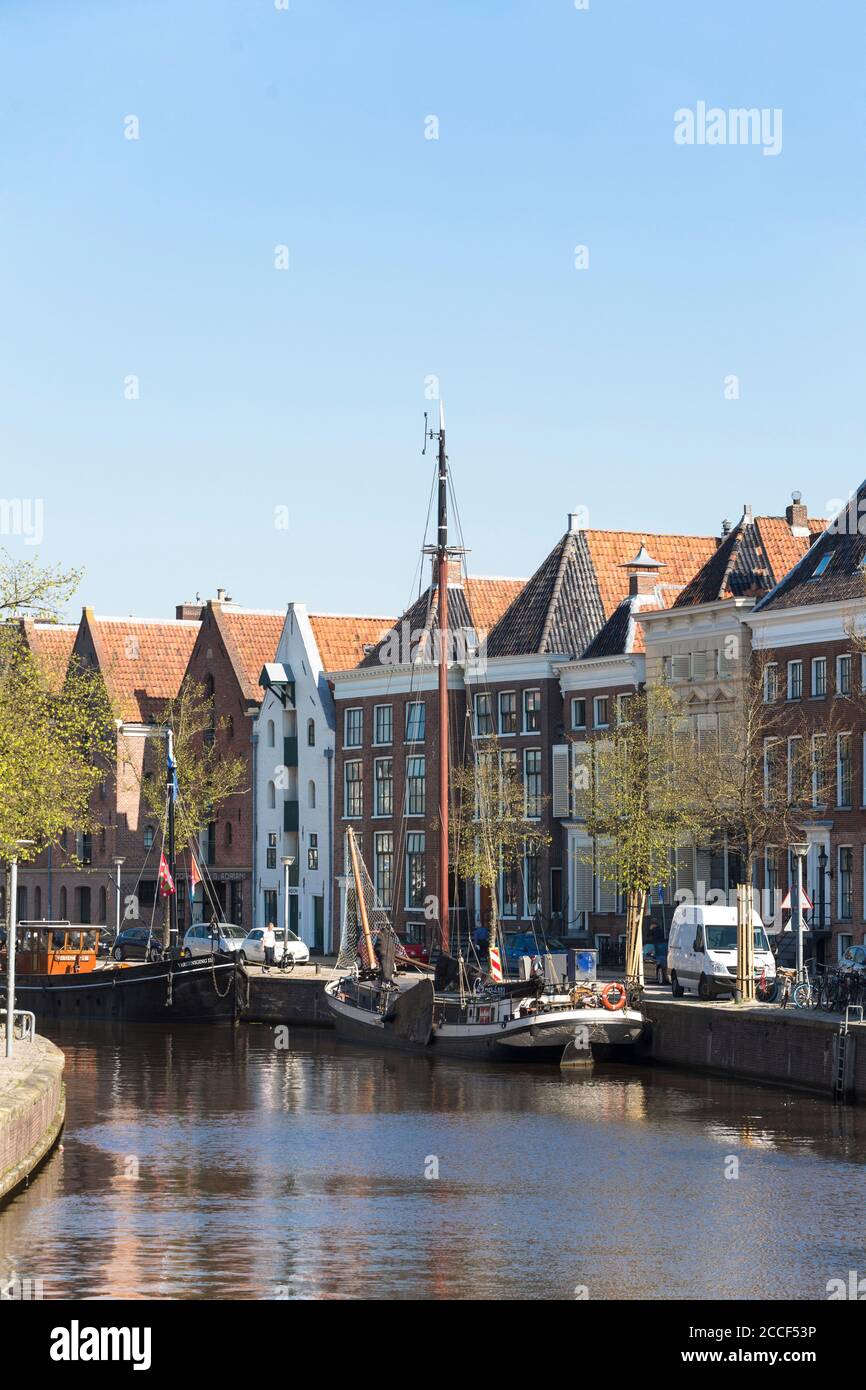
551;744;570;817
672;654;691;681
572;840;593;913
596;838;618;912
675;841;695;895
571;742;591;820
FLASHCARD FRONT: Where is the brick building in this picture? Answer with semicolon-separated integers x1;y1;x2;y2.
15;607;200;932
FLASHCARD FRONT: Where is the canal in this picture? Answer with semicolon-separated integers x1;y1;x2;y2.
2;1021;865;1300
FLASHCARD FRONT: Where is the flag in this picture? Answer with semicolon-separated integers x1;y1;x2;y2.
489;941;503;983
188;848;201;903
158;852;175;897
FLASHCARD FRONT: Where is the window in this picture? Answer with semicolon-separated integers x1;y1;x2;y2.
34;886;42;919
498;691;517;735
405;833;426;908
374;758;393;817
593;696;609;728
523;689;541;732
267;719;275;747
474;693;493;737
76;832;92;865
267;780;276;810
406;756;426;815
765;847;779;918
373;704;393;746
837;654;852;697
308;779;316;809
763;663;778;703
617;693;632;725
307;718;316;747
308;833;319;871
375;832;394;908
500;862;519;917
837;733;852;808
267;831;277;870
787;660;803;701
839;846;853;921
664;654;691;682
406;701;425;743
811;657;826;698
143;825;155;850
571;698;586;730
838;933;854;961
344;708;362;748
344;760;363;818
224;821;233;848
810;552;832;579
524;849;540;918
787;736;806;805
763;738;784;807
524;749;542;818
264;889;278;926
812;734;827;807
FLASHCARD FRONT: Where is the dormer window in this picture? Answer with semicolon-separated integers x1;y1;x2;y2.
810;553;832;579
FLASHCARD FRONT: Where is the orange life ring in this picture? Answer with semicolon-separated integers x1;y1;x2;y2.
600;981;626;1012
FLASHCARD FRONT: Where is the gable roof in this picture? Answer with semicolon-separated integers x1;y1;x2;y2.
581;593;664;659
210;605;286;704
76;610;200;721
486;527;716;659
17;619;78;693
672;511;823;609
356;575;525;671
754;485;866;613
309;613;396;673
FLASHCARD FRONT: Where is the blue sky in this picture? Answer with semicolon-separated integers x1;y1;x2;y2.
1;0;864;620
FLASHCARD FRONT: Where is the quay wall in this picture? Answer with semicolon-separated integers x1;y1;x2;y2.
0;1034;65;1203
641;998;866;1101
242;973;332;1026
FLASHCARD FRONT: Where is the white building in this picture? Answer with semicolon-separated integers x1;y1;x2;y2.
254;604;392;952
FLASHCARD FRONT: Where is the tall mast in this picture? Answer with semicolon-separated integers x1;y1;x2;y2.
436;402;450;956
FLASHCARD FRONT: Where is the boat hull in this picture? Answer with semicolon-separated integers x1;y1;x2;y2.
325;981;644;1062
2;954;241;1025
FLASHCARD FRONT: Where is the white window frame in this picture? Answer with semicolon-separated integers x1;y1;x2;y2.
836;732;853;808
523;747;542;820
787;660;803;701
763;662;778;703
570;697;587;730
837;653;852;697
811;657;826;698
498;690;517;736
343;760;363;818
373;703;393;746
838;846;854;922
474;692;494;737
344;707;363;748
593;695;609;728
373;756;393;818
405;754;426;817
522;688;541;733
405;701;425;744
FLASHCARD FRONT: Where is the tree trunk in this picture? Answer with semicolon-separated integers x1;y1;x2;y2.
624;887;646;986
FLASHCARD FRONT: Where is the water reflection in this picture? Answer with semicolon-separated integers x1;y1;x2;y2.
1;1022;865;1300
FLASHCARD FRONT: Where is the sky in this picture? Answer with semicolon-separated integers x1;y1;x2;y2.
1;0;864;622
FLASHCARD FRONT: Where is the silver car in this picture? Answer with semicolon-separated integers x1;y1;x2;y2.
182;922;247;958
237;927;310;966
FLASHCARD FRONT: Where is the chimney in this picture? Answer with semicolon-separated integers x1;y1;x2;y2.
568;509;585;534
620;542;665;597
215;587;227;603
430;556;464;588
786;491;808;532
721;519;732;536
176;602;204;621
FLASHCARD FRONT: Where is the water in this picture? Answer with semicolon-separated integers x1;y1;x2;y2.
2;1022;865;1300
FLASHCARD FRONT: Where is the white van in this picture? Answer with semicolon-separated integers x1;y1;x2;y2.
667;904;775;1000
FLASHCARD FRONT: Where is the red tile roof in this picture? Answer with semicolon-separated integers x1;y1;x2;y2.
584;530;718;617
310;613;396;673
81;612;200;721
464;577;527;633
213;607;286;703
18;620;78;692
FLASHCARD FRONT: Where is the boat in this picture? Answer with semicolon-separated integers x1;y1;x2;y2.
2;921;241;1024
325;409;645;1064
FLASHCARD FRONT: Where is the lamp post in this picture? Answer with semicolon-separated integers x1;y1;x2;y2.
281;855;296;953
5;840;35;1059
113;857;125;943
817;845;828;933
790;841;809;983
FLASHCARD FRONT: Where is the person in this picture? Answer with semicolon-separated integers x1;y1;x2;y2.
262;921;277;973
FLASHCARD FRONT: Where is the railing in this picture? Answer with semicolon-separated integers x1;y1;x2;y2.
0;1009;36;1044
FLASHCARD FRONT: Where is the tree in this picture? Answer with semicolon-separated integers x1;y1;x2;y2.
132;678;247;941
447;742;551;960
688;649;843;998
0;635;116;871
576;684;710;987
0;551;82;621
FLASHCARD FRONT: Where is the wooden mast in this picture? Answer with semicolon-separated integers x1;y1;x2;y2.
347;827;376;970
436;402;450;956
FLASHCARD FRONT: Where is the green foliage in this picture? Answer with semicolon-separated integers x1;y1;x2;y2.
449;743;551;892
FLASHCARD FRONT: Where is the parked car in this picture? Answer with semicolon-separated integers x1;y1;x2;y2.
840;944;866;974
502;931;567;970
642;939;668;985
111;925;162;963
398;937;430;964
182;922;247;958
667;904;775;1000
237;926;310;966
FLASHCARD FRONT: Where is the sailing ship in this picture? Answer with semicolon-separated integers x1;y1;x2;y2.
325;408;645;1063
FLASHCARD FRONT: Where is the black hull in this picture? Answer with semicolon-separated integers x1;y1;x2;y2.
2;955;241;1024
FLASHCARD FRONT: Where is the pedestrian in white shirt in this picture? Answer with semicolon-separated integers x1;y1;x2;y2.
263;922;277;973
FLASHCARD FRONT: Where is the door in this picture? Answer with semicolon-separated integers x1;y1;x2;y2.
313;895;324;955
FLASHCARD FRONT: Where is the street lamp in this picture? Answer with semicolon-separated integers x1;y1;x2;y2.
790;841;810;983
5;839;35;1059
113;857;125;942
817;845;828;934
281;855;296;954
